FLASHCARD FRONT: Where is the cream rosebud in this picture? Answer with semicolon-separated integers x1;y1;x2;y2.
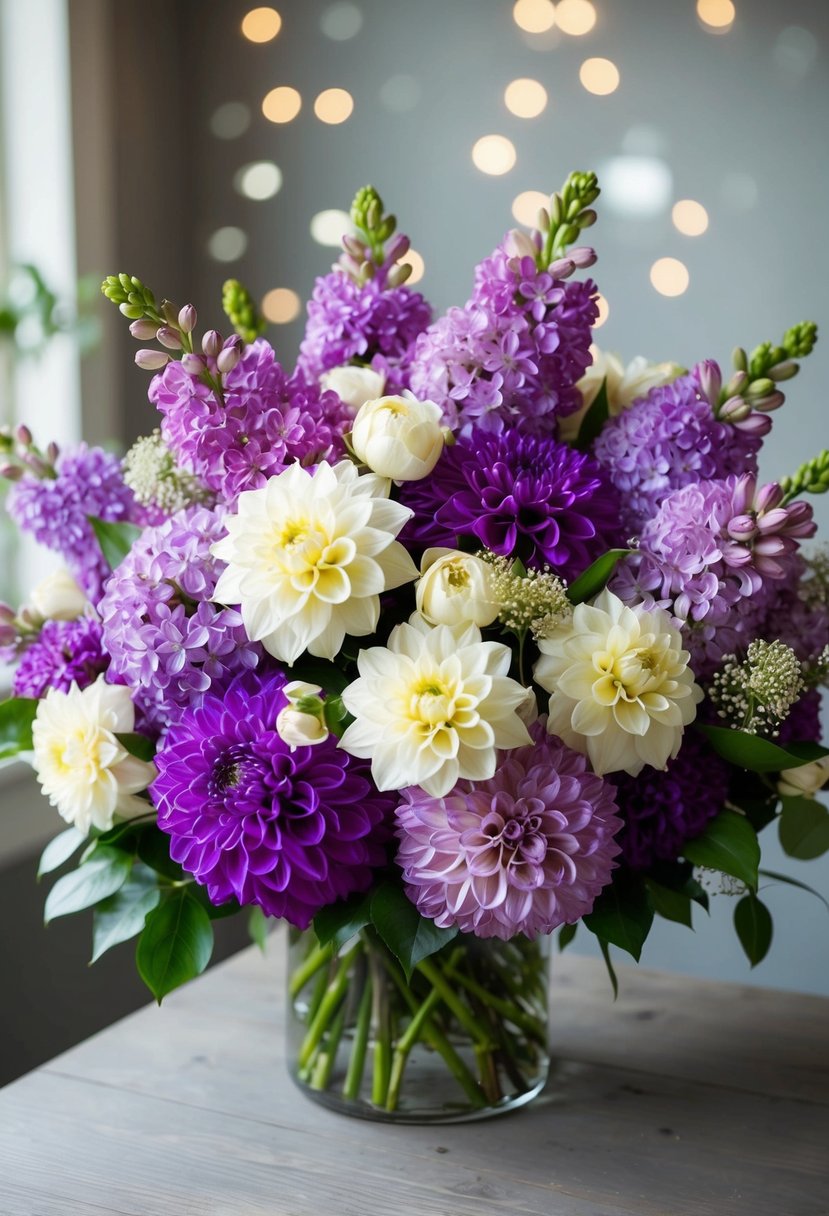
416;548;499;628
351;394;445;481
321;365;387;415
778;757;829;799
29;569;87;621
276;705;329;750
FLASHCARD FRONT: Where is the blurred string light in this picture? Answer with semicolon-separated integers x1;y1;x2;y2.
672;199;708;236
208;227;248;263
241;7;282;42
262;86;302;123
555;0;596;35
210;102;251;140
600;155;672;217
696;0;735;33
314;88;354;124
262;288;301;323
512;0;556;34
234;161;283;201
512;189;548;226
504;78;548;118
579;58;620;95
594;293;609;326
650;257;689;297
379;74;421;112
401;250;425;284
320;2;363;40
310;209;352;246
472;135;517;175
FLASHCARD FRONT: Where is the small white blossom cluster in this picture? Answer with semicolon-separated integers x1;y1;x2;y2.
709;639;804;736
480;552;572;640
800;546;829;612
692;866;747;898
123;429;210;515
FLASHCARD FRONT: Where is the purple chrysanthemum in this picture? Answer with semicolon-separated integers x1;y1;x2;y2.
12;616;108;699
7;444;150;602
399;428;621;578
609;732;730;871
593;363;767;530
150;339;350;502
99;505;260;731
395;724;622;939
409;240;597;435
152;672;395;928
297;270;432;393
778;689;823;745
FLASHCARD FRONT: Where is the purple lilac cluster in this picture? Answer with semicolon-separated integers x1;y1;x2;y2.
12;616;108;699
297;270;432;394
98;505;260;732
152;672;394;929
7;445;151;601
409;241;597;435
150;339;350;502
593;362;768;531
399;427;620;579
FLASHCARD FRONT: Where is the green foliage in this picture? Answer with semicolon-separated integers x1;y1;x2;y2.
682;809;760;890
44;846;133;923
778;796;829;860
0;696;38;759
100;273;163;324
583;871;653;961
733;893;773;967
697;725;828;773
222;279;266;344
779;450;829;506
567;549;630;606
558;922;578;952
37;828;86;878
314;890;373;953
248;906;269;952
759;869;829;913
597;938;618;999
88;517;143;570
114;732;156;762
645;879;694;928
574;379;609;451
91;866;160;963
136;828;186;882
136;888;214;1003
369;882;458;981
321;694;352;737
541;170;600;267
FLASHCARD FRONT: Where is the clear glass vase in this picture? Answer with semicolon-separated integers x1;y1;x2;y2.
286;925;550;1123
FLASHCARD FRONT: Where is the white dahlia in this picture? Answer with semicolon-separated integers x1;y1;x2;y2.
339;618;532;797
211;460;418;664
534;589;702;776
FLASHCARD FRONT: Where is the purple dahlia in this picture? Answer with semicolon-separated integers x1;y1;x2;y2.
395;724;622;939
12;616;108;699
152;673;395;928
399;428;621;579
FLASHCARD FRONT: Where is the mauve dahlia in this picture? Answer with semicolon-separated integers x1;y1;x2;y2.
399;428;621;579
152;673;394;928
609;732;730;871
12;616;108;699
395;724;622;939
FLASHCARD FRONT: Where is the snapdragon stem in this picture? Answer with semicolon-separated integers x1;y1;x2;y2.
415;957;494;1049
342;978;373;1100
289;940;332;1000
310;1001;347;1091
369;951;391;1106
445;967;547;1045
297;946;357;1070
385;986;441;1111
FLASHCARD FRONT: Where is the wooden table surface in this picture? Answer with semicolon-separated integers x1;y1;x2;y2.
1;932;827;1216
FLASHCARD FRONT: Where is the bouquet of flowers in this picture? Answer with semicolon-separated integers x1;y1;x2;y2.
1;171;827;1122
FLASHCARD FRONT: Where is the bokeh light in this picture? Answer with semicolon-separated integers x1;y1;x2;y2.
555;0;596;35
650;257;690;297
314;88;354;124
210;102;251;140
696;0;735;32
672;199;709;236
401;249;425;285
234;161;283;201
310;208;352;246
262;86;301;123
512;189;549;226
512;0;556;34
320;2;363;40
262;287;301;323
207;227;248;263
594;293;609;326
241;7;282;42
504;78;548;119
472;134;517;176
579;58;620;95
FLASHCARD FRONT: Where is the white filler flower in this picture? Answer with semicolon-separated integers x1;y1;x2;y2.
211;460;418;664
320;364;386;414
534;589;702;776
339;618;532;796
32;677;156;834
350;393;445;481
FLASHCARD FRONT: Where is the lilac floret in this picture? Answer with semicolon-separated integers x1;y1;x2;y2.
12;616;108;699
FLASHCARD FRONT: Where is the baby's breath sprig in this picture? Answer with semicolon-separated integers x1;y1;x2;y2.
709;640;804;736
122;430;213;516
480;552;572;642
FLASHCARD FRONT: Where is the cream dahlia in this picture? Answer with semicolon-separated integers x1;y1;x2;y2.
211;460;418;664
534;589;702;776
339;618;532;796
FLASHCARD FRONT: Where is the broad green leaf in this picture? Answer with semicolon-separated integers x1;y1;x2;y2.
645;879;694;928
314;890;373;953
114;732;156;762
558;922;578;952
698;725;829;774
248;905;269;952
37;827;87;878
646;860;709;912
321;695;353;738
91;867;160;963
191;885;240;919
44;846;133;923
574;378;609;451
136;889;214;1003
567;550;630;606
583;873;653;961
778;796;829;860
370;881;457;981
759;868;829;913
0;696;38;759
683;810;760;890
88;517;142;570
137;828;185;881
733;894;773;967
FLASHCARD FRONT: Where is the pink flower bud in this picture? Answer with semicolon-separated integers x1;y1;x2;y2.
697;360;722;404
754;482;783;514
178;304;197;334
216;345;241;374
156;326;182;350
726;514;757;541
386;233;410;262
753;536;789;557
14;424;32;447
548;257;576;280
0;463;22;481
45;442;59;465
129;319;158;340
719;395;750;422
201;330;222;358
753;391;785;413
181;353;206;376
135;349;170;371
733;412;772;437
568;245;598;268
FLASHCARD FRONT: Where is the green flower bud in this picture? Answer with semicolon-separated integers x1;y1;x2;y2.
222;279;265;344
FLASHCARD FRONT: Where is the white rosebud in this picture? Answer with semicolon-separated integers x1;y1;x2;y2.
415;548;499;628
29;568;87;621
276;705;329;750
504;229;538;260
320;364;387;415
559;351;681;442
351;394;445;481
778;757;829;799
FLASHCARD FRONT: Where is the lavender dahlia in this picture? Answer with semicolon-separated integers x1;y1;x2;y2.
12;616;108;699
152;673;394;928
395;724;622;939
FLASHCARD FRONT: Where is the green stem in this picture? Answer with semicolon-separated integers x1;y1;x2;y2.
446;967;547;1045
289;940;333;1000
309;1001;347;1091
369;951;391;1106
416;957;494;1048
385;985;442;1112
297;946;357;1070
342;977;373;1100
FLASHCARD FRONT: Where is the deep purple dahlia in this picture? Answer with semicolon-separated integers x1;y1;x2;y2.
609;732;730;871
395;724;622;939
152;673;394;928
12;615;108;699
399;428;621;579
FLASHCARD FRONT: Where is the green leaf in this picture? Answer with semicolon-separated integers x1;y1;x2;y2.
190;885;240;919
584;873;653;961
286;660;351;697
137;828;185;881
314;890;373;953
90;866;160;963
248;905;269;952
114;732;156;762
645;879;694;928
0;696;38;758
597;938;619;999
574;378;609;451
135;888;214;1003
697;725;829;774
759;868;829;913
370;881;458;981
44;846;133;923
321;695;353;738
37;827;87;878
558;922;578;952
778;796;829;860
88;517;142;570
734;893;773;967
567;549;631;606
683;809;760;889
